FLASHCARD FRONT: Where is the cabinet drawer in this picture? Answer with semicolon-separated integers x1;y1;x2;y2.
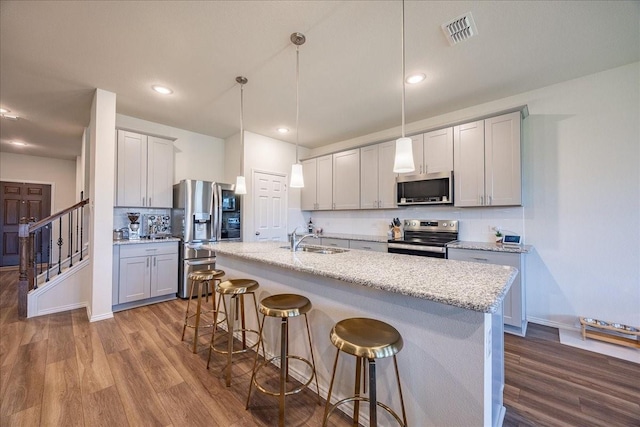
349;240;388;252
119;242;178;258
320;238;349;248
447;248;519;268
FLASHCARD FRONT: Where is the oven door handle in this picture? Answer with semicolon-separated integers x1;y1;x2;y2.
185;258;216;266
387;243;446;253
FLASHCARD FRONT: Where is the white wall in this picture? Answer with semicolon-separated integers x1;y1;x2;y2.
237;131;309;241
306;62;640;330
88;88;117;322
116;114;225;183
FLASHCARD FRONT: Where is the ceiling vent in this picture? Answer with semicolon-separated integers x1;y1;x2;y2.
441;12;478;46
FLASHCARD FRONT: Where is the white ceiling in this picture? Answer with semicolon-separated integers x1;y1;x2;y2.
1;1;638;160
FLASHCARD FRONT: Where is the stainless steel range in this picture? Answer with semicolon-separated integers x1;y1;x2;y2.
387;219;459;258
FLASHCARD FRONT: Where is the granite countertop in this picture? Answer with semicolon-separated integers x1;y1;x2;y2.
447;240;532;254
113;237;181;245
318;233;388;243
206;241;517;314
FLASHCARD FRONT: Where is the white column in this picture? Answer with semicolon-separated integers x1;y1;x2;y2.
88;88;116;322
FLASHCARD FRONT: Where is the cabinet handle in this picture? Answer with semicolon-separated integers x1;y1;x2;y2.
362;246;372;250
149;197;152;207
471;257;489;262
153;257;156;267
480;195;484;205
488;195;492;205
146;258;149;267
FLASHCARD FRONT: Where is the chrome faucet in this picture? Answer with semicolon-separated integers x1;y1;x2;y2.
290;226;318;252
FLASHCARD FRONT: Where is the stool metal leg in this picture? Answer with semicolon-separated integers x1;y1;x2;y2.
354;356;362;427
278;317;288;427
192;281;204;353
369;358;377;427
181;277;196;342
206;289;224;370
394;355;408;427
323;348;341;424
245;315;267;409
225;294;235;387
303;312;321;404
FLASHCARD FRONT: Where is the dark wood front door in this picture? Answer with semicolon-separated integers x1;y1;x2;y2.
0;182;52;267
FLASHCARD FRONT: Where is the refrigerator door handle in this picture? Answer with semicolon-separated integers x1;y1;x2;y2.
212;184;220;241
185;258;216;266
216;185;223;241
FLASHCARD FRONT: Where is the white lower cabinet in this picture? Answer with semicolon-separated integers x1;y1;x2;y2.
348;240;388;252
447;248;527;336
319;238;350;249
117;242;178;305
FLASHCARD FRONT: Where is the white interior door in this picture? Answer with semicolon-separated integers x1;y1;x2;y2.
253;171;287;242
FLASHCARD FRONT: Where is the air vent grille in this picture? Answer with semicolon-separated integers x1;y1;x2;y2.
442;12;478;46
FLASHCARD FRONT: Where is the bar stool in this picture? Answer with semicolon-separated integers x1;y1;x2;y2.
246;293;320;427
181;269;225;353
207;278;262;387
323;317;407;427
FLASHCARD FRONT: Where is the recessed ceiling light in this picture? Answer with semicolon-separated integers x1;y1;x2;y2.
0;108;10;114
277;128;289;134
11;141;27;146
152;85;173;95
406;73;426;84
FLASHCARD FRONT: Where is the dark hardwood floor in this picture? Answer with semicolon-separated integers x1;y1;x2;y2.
1;269;638;426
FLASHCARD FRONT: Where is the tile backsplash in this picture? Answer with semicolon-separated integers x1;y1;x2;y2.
113;207;171;232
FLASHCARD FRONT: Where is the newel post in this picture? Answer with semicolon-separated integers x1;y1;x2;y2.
18;217;31;318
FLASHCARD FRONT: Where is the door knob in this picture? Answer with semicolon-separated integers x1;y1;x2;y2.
255;231;260;235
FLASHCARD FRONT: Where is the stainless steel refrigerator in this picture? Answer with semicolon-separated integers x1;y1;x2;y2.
172;180;240;298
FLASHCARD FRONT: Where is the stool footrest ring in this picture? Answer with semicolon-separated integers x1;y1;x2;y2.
323;396;406;427
252;355;315;397
210;328;260;355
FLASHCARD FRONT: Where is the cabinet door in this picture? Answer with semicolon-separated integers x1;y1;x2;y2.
398;134;424;176
360;145;379;209
484;112;521;206
147;136;174;208
151;252;178;297
377;141;397;209
349;240;388;252
424;127;453;174
316;155;333;210
116;131;148;207
118;255;151;303
300;158;317;210
453;120;485;207
332;149;360;210
447;248;523;329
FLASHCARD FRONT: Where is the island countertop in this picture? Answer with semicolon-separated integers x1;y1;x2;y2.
206;241;517;314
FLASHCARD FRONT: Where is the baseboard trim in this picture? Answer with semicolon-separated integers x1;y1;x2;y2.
89;311;114;322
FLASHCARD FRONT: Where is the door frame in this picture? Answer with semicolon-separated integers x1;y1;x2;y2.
251;169;288;242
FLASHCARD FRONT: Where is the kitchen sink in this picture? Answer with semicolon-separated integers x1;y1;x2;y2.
280;245;349;254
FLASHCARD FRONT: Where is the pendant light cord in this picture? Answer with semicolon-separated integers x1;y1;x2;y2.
240;82;244;174
295;44;300;164
401;0;406;138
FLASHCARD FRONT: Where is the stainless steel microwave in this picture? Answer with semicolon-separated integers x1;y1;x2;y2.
396;171;453;206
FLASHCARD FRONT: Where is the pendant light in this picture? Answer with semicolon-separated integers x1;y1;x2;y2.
234;76;248;195
289;32;306;188
393;0;416;174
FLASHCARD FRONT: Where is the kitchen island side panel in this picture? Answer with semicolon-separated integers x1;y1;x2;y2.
217;254;502;427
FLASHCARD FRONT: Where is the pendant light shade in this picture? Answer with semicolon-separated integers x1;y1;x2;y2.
289;32;306;188
393;0;416;174
235;175;247;194
393;136;415;173
290;163;304;188
235;76;248;195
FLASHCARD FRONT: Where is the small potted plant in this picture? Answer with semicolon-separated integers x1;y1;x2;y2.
494;227;503;244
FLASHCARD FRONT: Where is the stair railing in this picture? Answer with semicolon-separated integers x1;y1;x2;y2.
18;192;89;318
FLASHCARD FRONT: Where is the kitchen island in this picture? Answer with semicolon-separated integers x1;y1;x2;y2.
207;241;517;427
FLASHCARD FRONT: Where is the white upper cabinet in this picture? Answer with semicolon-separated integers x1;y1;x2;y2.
398;134;424;176
454;111;522;207
423;127;453;174
484;112;522;206
360;141;397;209
116;130;174;208
300;155;333;210
332;149;360;210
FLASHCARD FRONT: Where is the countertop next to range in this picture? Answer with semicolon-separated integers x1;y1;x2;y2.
113;237;181;245
207;241;517;314
447;240;532;254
